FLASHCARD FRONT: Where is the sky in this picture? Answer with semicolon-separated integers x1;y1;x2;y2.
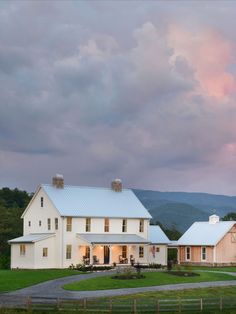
1;1;236;195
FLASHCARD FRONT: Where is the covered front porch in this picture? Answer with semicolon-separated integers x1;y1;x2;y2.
77;233;150;265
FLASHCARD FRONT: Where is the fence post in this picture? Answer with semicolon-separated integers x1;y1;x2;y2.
179;298;182;313
57;298;60;310
156;299;160;313
133;299;137;314
109;298;113;313
83;298;87;310
26;296;32;311
200;298;203;312
220;297;223;311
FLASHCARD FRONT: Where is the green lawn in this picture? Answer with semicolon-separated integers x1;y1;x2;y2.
175;265;236;272
0;269;82;292
104;285;236;300
64;271;235;291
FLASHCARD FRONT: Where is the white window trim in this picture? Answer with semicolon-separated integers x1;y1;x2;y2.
186;246;191;261
201;246;207;261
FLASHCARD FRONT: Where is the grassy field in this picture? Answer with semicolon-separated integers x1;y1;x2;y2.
102;285;236;300
64;271;235;291
175;265;236;272
0;269;81;292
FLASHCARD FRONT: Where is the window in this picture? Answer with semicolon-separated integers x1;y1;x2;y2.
20;244;26;256
28;221;31;227
122;246;127;258
139;219;144;232
39;220;41;227
186;247;191;261
66;217;72;232
47;218;51;230
156;247;160;253
122;219;127;232
66;245;72;259
104;218;109;232
201;247;206;261
139;246;144;258
40;197;44;207
85;246;90;259
86;218;91;232
43;248;48;257
55;218;58;230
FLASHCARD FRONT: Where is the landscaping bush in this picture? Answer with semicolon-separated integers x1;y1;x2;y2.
68;264;113;272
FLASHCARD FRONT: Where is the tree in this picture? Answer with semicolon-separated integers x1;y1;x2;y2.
222;212;236;221
0;188;32;268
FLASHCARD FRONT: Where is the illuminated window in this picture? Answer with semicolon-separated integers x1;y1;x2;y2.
20;244;26;256
43;248;48;257
66;245;72;259
66;217;72;232
139;246;144;258
104;218;109;232
139;219;144;232
186;247;191;261
86;218;91;232
55;218;58;230
201;247;206;261
47;218;51;230
122;219;127;232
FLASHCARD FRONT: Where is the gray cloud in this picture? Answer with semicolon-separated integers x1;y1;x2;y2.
1;1;236;195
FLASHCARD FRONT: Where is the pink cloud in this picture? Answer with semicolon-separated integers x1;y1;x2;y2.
168;26;236;100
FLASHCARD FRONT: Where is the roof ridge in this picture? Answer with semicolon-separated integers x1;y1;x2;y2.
41;183;130;191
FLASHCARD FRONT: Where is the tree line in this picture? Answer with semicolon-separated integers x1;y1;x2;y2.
0;188;32;268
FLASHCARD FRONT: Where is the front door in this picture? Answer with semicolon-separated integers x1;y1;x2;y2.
104;246;110;264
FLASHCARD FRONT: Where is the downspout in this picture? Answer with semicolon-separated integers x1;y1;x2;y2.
61;217;64;268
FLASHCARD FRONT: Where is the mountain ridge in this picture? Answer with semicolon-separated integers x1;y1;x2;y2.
133;189;236;233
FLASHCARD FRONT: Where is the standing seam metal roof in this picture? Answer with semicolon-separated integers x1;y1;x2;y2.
148;225;170;244
77;233;149;244
42;184;152;219
177;221;236;246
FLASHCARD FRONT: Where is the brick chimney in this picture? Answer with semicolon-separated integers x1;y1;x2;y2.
52;174;64;189
111;179;122;192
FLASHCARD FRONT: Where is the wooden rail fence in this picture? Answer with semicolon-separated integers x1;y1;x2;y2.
0;295;236;313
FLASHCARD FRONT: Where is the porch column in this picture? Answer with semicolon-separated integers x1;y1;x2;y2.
90;245;93;265
109;245;112;264
128;245;131;263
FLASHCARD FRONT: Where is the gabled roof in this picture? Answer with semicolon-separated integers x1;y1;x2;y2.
41;184;152;219
148;225;170;244
177;221;236;246
77;233;149;244
8;233;55;243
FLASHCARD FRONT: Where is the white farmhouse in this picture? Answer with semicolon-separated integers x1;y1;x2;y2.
9;175;169;269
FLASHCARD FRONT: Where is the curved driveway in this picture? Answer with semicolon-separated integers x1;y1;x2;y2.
4;270;236;300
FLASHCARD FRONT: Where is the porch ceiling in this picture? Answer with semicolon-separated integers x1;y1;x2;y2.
77;233;150;245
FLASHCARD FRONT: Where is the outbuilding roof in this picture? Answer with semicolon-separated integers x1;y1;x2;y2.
177;221;236;246
148;225;170;244
42;184;152;219
8;233;55;243
77;233;149;244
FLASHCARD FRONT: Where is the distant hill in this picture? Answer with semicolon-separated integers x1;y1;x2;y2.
133;189;236;232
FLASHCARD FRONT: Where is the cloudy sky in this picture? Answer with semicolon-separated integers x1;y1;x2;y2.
1;1;236;195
